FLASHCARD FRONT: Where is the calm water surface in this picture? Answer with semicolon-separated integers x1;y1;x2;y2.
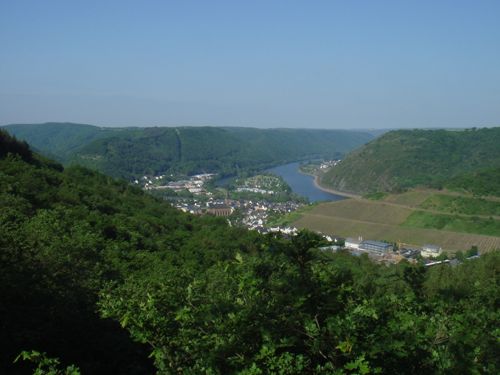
266;162;345;203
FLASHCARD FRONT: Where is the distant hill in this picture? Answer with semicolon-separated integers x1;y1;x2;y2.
320;127;500;196
1;122;124;161
2;123;374;179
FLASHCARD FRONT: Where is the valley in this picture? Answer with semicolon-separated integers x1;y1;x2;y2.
4;123;499;255
1;125;499;374
3;2;500;372
2;123;374;180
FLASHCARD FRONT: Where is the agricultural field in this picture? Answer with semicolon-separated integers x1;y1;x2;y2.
293;195;500;252
382;190;433;207
310;199;413;225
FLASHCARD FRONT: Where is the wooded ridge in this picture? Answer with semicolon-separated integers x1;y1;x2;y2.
2;123;374;180
321;127;500;196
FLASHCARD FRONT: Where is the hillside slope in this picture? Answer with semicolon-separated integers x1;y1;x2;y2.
3;123;374;179
1;129;499;374
1;122;126;161
321;128;500;195
0;129;263;373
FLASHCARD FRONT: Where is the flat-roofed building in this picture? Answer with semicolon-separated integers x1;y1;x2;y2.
360;240;393;253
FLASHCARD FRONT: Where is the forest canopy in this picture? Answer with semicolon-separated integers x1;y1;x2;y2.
321;127;500;196
2;123;374;180
1;130;499;374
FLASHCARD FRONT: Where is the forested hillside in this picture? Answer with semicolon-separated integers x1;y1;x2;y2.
321;127;500;195
1;130;499;374
1;123;124;161
446;166;500;197
2;123;374;180
0;129;264;373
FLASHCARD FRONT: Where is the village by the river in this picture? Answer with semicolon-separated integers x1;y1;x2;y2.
134;161;469;265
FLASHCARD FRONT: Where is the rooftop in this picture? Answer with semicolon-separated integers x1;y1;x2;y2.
423;244;441;252
361;240;392;248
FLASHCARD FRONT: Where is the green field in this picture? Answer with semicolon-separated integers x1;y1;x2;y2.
418;194;500;216
382;190;433;207
292;193;500;252
310;199;413;225
402;211;500;237
267;204;317;227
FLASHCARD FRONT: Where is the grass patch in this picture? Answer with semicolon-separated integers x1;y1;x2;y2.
313;199;412;225
267;204;317;227
419;194;500;216
363;192;388;200
383;190;433;206
402;211;500;236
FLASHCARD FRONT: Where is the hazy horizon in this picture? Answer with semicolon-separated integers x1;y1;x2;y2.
1;1;499;129
5;121;498;134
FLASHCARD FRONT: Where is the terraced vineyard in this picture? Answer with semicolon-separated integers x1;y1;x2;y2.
293;191;500;252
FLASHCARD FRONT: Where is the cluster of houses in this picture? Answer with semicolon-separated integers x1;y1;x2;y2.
235;187;275;195
171;198;231;215
136;172;305;233
169;197;303;230
136;173;215;194
238;200;302;231
319;159;341;170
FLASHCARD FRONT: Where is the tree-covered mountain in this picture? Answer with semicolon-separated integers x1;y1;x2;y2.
2;123;374;179
1;122;124;161
320;127;500;196
1;129;499;374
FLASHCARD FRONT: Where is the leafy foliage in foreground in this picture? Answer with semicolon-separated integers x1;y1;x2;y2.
1;130;499;374
15;351;81;375
100;245;500;374
0;130;261;373
321;127;500;196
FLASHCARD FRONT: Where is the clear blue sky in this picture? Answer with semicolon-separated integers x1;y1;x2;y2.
1;0;499;128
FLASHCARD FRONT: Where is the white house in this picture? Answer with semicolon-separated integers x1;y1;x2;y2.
345;237;362;250
421;244;442;258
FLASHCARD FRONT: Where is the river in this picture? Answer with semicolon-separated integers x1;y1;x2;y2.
266;162;346;203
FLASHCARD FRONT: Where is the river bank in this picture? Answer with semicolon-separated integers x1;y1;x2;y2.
313;175;361;199
266;162;346;202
